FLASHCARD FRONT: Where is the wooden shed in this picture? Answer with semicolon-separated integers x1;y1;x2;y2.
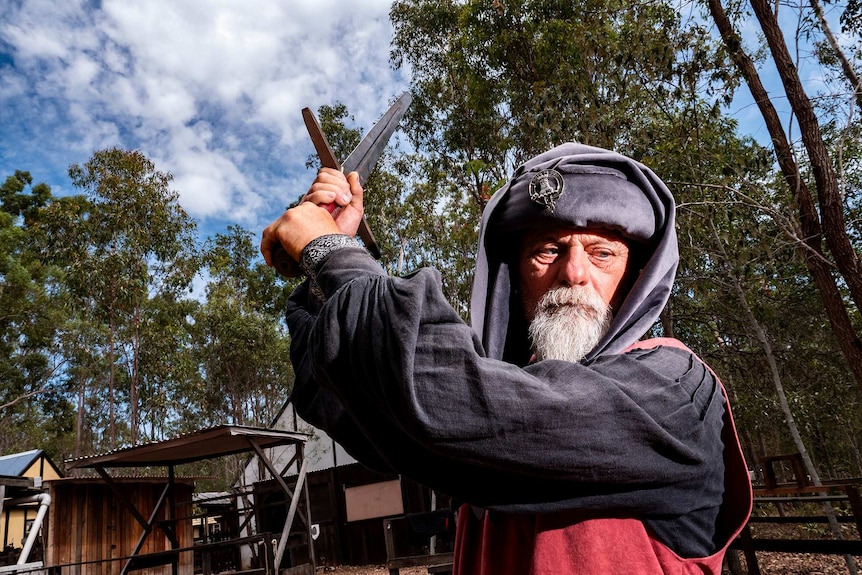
45;477;195;575
55;425;313;575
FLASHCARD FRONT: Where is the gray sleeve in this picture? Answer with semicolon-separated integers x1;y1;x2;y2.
287;247;724;521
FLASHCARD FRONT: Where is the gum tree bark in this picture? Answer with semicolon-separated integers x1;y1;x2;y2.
749;0;862;311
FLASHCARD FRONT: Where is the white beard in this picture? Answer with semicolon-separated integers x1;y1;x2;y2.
527;286;612;362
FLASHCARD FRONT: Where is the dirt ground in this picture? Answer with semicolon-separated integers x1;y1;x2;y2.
319;567;429;574
317;553;862;574
733;552;862;575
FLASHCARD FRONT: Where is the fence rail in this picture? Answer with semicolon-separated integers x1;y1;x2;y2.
729;482;862;575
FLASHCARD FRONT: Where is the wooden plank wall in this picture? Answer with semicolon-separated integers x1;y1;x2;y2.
46;480;194;575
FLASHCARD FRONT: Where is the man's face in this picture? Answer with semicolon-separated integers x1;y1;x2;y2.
518;225;633;361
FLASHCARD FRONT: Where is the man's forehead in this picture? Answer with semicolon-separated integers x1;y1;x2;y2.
521;225;631;246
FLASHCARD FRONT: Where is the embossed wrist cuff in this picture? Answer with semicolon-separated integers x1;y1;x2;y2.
299;234;362;278
300;234;363;302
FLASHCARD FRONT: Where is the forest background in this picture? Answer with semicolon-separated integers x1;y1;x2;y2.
2;0;862;490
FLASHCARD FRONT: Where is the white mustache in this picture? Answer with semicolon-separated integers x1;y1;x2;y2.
537;286;606;316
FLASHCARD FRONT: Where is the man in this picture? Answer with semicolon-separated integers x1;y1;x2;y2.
261;142;751;574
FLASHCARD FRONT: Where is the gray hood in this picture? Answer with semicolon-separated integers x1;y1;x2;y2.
470;142;678;363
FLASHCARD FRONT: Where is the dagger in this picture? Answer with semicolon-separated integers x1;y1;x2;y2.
272;92;412;277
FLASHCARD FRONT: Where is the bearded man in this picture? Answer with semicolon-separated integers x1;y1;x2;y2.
261;143;751;574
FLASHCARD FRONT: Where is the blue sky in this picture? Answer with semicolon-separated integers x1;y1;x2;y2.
0;0;408;241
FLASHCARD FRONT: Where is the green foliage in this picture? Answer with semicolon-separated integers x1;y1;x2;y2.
191;226;293;429
0;173;72;458
392;0;734;157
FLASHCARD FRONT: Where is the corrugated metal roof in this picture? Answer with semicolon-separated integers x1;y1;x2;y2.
0;450;41;477
65;424;310;469
194;491;232;506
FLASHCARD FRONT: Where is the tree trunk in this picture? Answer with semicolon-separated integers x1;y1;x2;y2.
659;300;675;339
108;313;116;449
707;0;862;391
749;0;862;313
130;303;140;444
74;372;85;475
845;426;862;477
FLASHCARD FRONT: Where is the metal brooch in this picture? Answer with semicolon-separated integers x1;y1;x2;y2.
528;169;565;213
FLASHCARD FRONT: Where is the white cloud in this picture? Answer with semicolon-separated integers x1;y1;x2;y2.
0;0;408;237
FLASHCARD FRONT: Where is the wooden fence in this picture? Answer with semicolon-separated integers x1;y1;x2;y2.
729;456;862;575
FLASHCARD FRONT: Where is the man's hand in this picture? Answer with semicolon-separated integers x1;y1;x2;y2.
260;169;364;266
304;168;365;235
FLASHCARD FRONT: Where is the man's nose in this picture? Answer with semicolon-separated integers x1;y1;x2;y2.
557;249;589;287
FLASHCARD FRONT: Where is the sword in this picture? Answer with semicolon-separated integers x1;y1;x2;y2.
272;92;412;277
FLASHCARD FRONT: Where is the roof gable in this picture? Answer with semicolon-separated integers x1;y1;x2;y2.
0;449;42;476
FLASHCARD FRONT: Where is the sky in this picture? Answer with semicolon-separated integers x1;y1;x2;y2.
0;0;408;241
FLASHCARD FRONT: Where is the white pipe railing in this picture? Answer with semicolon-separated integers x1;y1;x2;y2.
5;493;51;565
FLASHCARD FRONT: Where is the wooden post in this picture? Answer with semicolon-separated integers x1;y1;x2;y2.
761;457;778;490
846;485;862;542
300;444;316;567
738;524;761;575
790;454;808;488
384;519;398;575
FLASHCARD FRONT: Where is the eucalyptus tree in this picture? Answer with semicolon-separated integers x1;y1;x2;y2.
191;225;292;428
54;148;199;448
60;316;109;460
707;0;862;390
0;171;73;456
136;293;200;441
